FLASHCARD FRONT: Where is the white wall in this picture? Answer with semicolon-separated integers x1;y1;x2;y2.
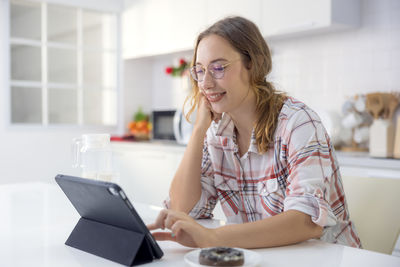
268;0;400;114
150;52;193;110
123;57;153;124
123;49;193;122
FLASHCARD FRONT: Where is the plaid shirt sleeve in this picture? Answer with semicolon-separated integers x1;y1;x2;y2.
282;108;338;227
188;137;219;219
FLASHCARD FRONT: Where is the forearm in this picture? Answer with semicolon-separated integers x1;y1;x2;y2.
211;210;323;248
169;128;207;213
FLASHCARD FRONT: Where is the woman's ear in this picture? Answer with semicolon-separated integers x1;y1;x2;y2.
245;58;252;70
246;61;252;70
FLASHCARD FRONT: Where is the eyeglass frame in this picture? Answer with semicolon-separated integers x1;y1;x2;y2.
189;58;241;82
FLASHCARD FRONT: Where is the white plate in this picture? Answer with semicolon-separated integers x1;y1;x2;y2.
184;248;261;267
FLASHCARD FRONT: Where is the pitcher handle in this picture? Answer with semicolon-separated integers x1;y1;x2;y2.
71;138;82;168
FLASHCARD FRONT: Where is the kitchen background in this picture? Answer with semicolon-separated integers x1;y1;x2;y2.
0;0;400;256
1;0;399;183
126;0;400;115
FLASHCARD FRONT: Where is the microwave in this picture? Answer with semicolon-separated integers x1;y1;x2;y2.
152;109;194;144
152;110;176;141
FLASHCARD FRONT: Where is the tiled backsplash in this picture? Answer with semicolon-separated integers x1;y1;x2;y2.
268;0;400;114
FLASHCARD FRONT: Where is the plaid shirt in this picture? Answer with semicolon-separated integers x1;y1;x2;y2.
182;97;361;248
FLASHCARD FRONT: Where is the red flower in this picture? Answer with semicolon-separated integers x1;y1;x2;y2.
165;67;173;74
165;58;190;77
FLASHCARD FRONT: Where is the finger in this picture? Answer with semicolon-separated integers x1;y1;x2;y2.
146;223;158;231
152;231;177;242
171;220;200;247
164;210;186;229
171;220;195;238
164;215;175;230
201;97;212;110
149;209;169;230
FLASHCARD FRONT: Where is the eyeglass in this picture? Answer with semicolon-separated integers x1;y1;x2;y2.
189;59;240;82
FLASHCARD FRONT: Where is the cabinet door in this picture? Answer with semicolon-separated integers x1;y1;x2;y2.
262;0;330;37
123;0;172;57
122;0;149;58
113;144;228;220
261;0;359;38
167;0;207;52
114;148;183;206
206;0;261;27
123;0;206;58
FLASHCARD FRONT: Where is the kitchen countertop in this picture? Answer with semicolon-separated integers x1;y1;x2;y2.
111;140;400;179
336;151;400;179
112;139;187;148
336;151;400;170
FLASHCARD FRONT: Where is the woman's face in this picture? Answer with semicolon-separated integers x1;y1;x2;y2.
196;34;252;115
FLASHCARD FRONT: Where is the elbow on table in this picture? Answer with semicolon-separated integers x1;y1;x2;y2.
311;223;324;239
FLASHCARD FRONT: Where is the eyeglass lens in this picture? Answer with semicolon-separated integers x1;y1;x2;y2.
191;62;226;82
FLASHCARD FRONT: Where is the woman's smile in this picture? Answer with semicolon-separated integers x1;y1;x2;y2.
205;91;226;102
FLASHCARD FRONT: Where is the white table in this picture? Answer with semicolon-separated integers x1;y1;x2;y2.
1;182;399;267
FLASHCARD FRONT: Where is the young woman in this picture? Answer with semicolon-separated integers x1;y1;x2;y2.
147;16;361;249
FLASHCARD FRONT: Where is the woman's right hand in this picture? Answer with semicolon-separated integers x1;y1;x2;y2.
147;209;217;248
194;90;221;133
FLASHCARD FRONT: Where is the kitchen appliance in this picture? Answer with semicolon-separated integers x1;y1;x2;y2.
152;110;176;140
173;108;195;145
152;109;194;144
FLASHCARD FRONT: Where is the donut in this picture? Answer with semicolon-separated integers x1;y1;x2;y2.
199;247;244;266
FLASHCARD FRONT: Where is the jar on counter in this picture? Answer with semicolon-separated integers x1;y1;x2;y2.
72;134;117;181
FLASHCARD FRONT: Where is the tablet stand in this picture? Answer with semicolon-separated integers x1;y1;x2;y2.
66;217;154;266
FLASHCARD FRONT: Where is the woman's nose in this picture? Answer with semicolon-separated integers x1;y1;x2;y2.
200;70;215;89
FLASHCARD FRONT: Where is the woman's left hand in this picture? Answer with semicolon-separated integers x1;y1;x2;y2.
147;209;216;248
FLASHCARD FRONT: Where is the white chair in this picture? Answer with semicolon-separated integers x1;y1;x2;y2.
342;175;400;254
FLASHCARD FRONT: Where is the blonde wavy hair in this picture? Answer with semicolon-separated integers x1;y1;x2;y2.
185;16;286;153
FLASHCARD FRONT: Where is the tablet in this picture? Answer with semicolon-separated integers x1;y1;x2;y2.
55;174;163;260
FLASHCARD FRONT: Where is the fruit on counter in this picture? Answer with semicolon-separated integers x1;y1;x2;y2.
128;107;152;138
128;120;152;135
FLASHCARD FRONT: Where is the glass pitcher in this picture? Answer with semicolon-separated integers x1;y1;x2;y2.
72;134;116;181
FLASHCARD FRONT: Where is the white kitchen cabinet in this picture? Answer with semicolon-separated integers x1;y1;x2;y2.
261;0;360;39
112;141;226;220
112;142;185;206
122;0;262;59
122;0;206;58
205;0;261;28
123;0;360;59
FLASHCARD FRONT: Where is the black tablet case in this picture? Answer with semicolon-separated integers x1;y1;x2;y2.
55;174;163;266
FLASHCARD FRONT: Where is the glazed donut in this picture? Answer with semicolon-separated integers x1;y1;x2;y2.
199;247;244;266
